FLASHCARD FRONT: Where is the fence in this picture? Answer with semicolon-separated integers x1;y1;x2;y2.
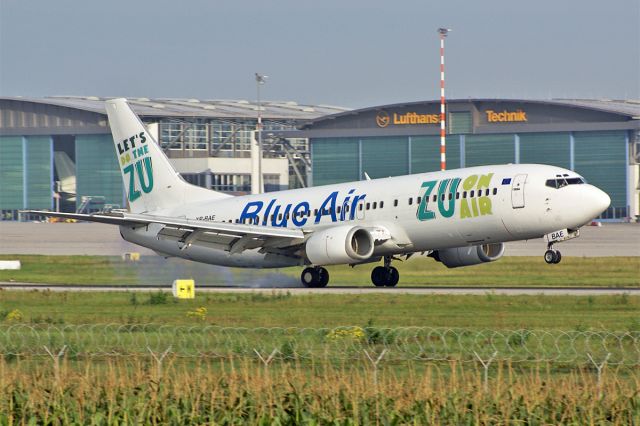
1;325;638;366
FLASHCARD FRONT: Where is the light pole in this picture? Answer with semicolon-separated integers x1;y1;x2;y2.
255;73;267;193
437;28;451;171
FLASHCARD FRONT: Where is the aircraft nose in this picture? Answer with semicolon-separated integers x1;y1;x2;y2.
590;186;611;216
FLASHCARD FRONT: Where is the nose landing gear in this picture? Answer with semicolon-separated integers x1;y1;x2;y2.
301;267;329;287
371;256;399;287
544;246;562;264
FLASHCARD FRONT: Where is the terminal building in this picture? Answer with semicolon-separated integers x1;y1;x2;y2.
0;96;347;218
289;99;640;220
1;97;639;221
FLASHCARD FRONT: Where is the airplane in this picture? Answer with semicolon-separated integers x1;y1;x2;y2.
29;98;611;287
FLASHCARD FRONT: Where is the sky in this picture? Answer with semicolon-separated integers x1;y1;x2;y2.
0;0;638;109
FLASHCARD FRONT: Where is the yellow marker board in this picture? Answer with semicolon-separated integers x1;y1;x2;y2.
172;279;195;299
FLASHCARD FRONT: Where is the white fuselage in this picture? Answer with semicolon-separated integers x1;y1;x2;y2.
120;163;610;268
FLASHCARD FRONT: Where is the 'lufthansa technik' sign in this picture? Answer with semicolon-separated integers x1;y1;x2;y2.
376;111;440;127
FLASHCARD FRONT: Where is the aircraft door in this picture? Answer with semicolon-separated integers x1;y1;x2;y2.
511;174;527;209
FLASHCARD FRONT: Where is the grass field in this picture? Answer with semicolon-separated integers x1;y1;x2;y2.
1;254;639;287
0;290;638;329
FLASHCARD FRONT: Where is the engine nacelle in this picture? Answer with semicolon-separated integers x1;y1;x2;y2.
305;225;375;266
431;243;505;268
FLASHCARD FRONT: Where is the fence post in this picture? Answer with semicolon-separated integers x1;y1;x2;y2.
43;345;67;385
586;352;611;397
147;346;172;380
253;348;279;368
363;349;387;388
473;351;497;392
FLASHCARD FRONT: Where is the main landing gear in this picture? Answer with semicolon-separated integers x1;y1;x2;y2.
301;266;329;288
371;256;399;287
544;243;562;264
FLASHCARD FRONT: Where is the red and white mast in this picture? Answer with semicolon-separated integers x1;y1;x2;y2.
437;28;451;171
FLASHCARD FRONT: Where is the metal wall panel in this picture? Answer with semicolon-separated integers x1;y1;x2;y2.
465;134;515;167
25;136;52;209
75;135;123;209
573;131;627;215
411;136;461;173
519;133;570;168
310;138;359;186
361;137;408;179
448;112;472;134
0;136;24;209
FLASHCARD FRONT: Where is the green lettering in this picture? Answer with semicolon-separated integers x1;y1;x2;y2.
124;164;141;202
437;178;460;218
478;197;492;215
471;197;479;217
462;175;478;191
417;180;437;221
460;199;472;219
476;173;494;190
135;157;154;194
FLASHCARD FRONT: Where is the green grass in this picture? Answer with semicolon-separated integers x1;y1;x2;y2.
0;290;638;329
0;254;639;287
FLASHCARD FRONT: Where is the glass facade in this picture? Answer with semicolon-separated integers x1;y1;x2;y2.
361;137;408;179
311;138;359;186
75;135;124;209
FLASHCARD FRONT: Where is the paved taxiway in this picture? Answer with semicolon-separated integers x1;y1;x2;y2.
1;222;639;256
1;283;638;296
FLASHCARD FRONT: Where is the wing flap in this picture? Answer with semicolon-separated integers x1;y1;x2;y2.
26;210;306;254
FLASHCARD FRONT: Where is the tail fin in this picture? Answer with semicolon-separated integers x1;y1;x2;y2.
105;98;229;213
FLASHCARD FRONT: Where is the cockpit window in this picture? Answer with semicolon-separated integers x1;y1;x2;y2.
545;176;586;189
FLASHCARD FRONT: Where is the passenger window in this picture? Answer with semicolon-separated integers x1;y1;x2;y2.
470;190;475;197
366;202;371;210
417;197;422;204
485;189;490;196
279;214;283;221
393;199;398;207
493;188;497;195
359;203;363;211
345;205;350;212
380;201;384;208
408;198;413;205
463;191;467;198
441;194;445;201
456;192;460;200
373;202;377;209
337;206;341;214
432;194;437;202
448;193;453;200
314;209;318;216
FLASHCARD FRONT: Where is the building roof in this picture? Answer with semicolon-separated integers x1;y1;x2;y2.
300;98;640;128
0;96;350;120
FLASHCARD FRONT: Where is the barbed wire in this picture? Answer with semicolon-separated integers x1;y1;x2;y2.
0;324;637;365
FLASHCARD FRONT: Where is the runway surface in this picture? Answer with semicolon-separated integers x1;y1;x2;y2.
1;221;639;257
1;282;638;295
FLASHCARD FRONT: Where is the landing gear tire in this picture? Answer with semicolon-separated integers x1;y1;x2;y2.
544;249;562;264
301;267;329;288
371;265;399;287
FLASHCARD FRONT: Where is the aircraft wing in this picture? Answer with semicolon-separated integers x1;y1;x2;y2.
25;210;306;254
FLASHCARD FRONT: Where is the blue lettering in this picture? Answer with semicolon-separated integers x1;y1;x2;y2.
292;202;309;226
262;199;275;226
239;201;263;224
350;194;366;220
271;204;291;227
315;191;338;224
340;189;356;221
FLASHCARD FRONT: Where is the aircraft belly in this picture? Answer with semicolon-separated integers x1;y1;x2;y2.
119;225;299;268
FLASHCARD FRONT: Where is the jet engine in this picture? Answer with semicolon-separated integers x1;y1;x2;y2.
305;225;375;265
431;243;505;268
